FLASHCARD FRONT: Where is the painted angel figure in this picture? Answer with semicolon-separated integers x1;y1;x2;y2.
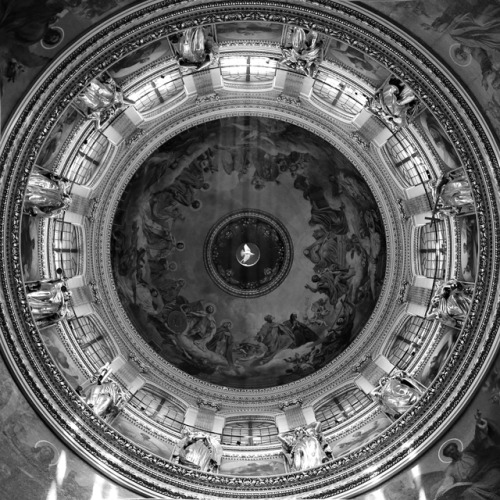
427;279;472;327
24;168;71;218
433;410;500;500
183;304;217;350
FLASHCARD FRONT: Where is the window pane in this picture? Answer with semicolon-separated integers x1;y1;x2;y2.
220;56;277;83
387;132;432;186
69;316;112;369
313;77;366;115
53;220;81;278
128;74;184;112
315;389;370;430
222;418;279;445
386;316;431;369
65;131;109;185
129;389;184;431
418;221;446;279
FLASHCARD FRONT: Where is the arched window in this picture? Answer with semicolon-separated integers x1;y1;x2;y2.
313;76;366;115
220;56;277;83
221;417;279;445
68;316;113;369
64;129;109;185
315;389;370;430
386;131;432;187
52;220;82;278
129;389;185;431
386;316;432;369
417;221;446;279
127;73;184;112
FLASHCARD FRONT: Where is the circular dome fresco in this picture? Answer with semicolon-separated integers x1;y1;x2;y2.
111;116;386;388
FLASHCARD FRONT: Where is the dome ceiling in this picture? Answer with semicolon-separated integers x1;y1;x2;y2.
0;1;499;499
111;115;386;389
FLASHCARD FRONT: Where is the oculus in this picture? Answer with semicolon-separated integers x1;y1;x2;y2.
237;243;260;267
204;209;293;297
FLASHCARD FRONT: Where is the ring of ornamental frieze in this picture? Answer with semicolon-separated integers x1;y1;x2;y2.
85;99;405;405
87;102;404;403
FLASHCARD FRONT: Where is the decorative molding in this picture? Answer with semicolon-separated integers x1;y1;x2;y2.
349;131;370;150
197;399;222;412
195;93;220;104
351;355;373;374
396;198;410;222
276;93;301;106
128;352;148;374
124;128;146;146
397;280;410;305
279;399;302;410
86;280;101;305
85;197;100;223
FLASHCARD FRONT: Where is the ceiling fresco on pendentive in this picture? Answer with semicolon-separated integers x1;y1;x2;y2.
111;116;386;388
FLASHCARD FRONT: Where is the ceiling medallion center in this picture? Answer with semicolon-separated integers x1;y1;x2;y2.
204;210;293;298
236;243;260;267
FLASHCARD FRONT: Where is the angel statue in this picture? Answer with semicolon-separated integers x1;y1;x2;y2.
26;278;71;326
78;381;125;422
172;27;219;71
278;421;333;472
430;171;474;212
280;27;324;78
172;428;223;473
74;74;134;129
368;76;418;130
372;370;426;418
24;167;71;218
427;279;472;327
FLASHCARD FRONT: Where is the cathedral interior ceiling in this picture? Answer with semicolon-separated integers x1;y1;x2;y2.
0;0;499;498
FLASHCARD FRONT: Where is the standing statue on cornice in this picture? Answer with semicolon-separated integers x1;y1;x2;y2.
172;429;223;473
280;27;324;78
368;76;418;130
172;27;219;71
73;73;134;130
431;171;474;212
79;380;125;423
278;421;333;472
372;370;426;418
26;278;71;326
427;279;472;327
24;167;71;218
